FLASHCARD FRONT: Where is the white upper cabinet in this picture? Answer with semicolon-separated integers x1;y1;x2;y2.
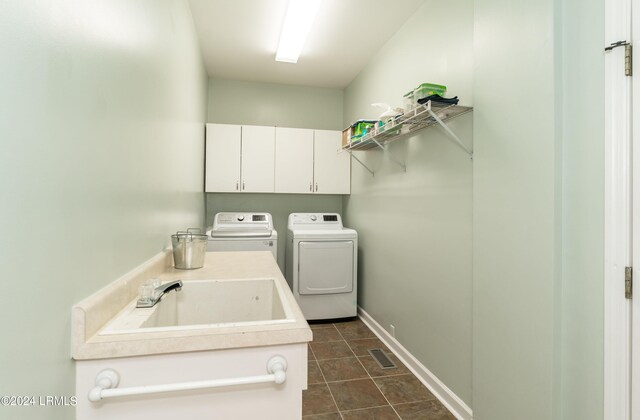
205;124;276;193
241;125;275;192
206;125;350;194
275;127;314;193
205;124;241;192
313;130;351;194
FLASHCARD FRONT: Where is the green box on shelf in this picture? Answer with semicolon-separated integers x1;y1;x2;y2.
415;82;447;98
350;120;377;142
404;82;447;108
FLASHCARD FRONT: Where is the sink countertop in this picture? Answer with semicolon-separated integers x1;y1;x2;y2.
72;251;312;360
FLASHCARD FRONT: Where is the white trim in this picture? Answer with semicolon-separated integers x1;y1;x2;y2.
604;0;633;417
358;307;473;420
631;0;640;417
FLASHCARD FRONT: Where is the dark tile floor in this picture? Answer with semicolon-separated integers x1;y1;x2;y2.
303;318;456;419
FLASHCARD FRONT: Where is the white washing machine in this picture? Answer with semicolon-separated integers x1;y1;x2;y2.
286;213;357;320
207;212;277;260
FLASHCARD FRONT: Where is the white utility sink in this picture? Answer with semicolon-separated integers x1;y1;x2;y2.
100;278;296;335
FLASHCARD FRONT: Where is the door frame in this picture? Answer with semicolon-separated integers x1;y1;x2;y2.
604;0;633;417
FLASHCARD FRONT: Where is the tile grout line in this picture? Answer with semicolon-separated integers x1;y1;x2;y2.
314;338;347;342
313;355;364;362
334;319;404;419
323;372;414;384
308;343;317;363
315;323;345;420
340;404;396;415
314;356;413;383
306;346;329;411
308;359;324;385
306;342;342;418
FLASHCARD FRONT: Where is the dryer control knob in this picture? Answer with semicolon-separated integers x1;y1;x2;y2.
310;215;317;221
237;216;245;221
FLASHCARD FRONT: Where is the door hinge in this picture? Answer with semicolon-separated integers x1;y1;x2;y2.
625;44;632;76
605;41;632;76
625;266;633;299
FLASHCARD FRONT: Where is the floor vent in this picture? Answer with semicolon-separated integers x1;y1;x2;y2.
368;349;396;369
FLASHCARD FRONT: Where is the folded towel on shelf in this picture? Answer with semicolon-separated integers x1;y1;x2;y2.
417;94;459;106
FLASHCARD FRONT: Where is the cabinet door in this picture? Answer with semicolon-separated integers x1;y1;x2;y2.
313;130;351;194
241;126;275;192
274;127;314;193
205;124;241;192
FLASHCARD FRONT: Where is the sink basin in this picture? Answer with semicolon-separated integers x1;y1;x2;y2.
100;278;295;335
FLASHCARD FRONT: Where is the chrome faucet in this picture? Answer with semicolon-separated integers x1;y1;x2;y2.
136;280;183;308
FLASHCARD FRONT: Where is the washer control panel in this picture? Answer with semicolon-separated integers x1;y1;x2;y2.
213;212;273;230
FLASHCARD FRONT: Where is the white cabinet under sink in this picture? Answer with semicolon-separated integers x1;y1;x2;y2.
205;124;275;193
206;124;350;195
76;343;306;420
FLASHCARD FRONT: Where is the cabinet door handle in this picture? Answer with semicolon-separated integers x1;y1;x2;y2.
242;181;245;191
315;183;318;192
236;181;239;191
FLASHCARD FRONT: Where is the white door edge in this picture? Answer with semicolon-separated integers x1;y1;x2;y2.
631;0;640;418
604;0;633;417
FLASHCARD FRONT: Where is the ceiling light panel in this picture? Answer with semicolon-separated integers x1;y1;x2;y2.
275;0;321;63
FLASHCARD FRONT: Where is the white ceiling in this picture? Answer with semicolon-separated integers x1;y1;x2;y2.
188;0;425;88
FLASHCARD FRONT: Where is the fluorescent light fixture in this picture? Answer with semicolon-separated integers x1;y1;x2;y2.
275;0;321;63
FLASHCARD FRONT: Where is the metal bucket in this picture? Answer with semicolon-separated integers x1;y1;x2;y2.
171;228;207;270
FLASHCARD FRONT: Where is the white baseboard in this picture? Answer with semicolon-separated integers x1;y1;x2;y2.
358;307;473;420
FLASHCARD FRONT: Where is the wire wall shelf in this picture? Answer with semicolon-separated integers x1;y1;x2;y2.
342;101;473;175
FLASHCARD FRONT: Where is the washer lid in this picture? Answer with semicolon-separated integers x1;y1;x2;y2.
210;229;275;238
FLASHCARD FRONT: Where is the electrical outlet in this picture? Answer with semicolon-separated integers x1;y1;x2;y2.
390;324;396;338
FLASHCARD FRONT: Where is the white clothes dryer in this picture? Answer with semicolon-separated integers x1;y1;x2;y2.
286;213;357;320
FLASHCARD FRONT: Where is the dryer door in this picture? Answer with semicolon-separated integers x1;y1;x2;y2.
298;241;354;295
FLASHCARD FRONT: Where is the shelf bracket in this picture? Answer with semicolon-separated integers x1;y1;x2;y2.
347;150;375;176
426;106;473;158
371;138;407;172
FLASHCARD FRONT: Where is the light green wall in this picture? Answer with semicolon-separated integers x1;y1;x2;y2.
342;0;473;406
0;1;207;418
206;78;345;271
473;0;606;418
208;78;343;130
473;0;559;418
559;0;604;417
